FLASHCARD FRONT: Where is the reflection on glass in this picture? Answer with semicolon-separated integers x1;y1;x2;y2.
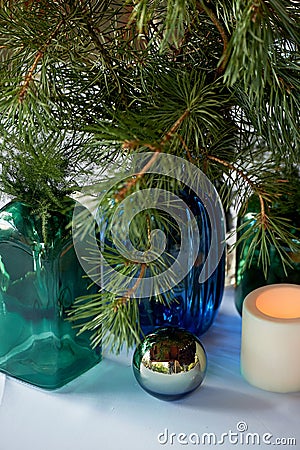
0;201;101;389
139;191;225;336
133;327;207;400
235;197;300;315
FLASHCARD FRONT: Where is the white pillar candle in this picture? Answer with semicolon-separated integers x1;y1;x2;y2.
241;284;300;393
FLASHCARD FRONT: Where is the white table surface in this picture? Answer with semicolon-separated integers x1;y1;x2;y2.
0;287;299;450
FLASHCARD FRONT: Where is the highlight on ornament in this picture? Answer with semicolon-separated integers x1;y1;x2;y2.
132;327;207;400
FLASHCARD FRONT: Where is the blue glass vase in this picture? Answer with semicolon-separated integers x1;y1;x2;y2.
138;191;225;336
0;200;101;389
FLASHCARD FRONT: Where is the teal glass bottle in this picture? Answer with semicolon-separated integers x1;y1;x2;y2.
235;197;300;315
0;200;101;389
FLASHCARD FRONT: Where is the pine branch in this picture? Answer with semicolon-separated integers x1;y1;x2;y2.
115;262;147;309
19;19;64;102
115;108;190;200
175;137;299;276
83;15;126;98
0;0;299;353
206;154;268;212
197;0;229;74
115;150;161;201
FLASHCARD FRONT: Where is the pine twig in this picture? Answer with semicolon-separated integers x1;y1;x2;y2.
19;51;44;103
114;262;147;311
175;139;271;228
19;19;64;103
206;154;269;225
176;133;193;162
197;0;229;75
116;109;190;201
162;109;190;143
115;149;161;201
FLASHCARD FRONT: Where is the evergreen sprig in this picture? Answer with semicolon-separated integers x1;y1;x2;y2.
0;0;299;352
0;128;98;212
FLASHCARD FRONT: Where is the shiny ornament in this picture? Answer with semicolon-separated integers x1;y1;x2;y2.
132;327;207;400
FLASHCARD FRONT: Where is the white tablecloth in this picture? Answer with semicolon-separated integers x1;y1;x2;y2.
0;287;299;450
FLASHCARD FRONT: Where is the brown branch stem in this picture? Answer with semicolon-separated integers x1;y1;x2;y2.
114;110;191;302
197;1;229;75
116;108;190;201
125;262;147;299
19;19;64;102
19;51;44;102
85;19;126;101
114;263;147;311
177;134;193;162
207;154;268;227
115;150;161;201
162;109;190;143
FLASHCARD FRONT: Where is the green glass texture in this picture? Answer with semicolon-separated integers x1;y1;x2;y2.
235;198;300;315
0;200;101;389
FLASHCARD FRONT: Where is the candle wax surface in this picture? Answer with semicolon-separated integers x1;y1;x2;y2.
256;286;300;319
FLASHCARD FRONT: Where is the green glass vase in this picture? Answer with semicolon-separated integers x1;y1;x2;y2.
0;200;101;389
235;197;300;315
